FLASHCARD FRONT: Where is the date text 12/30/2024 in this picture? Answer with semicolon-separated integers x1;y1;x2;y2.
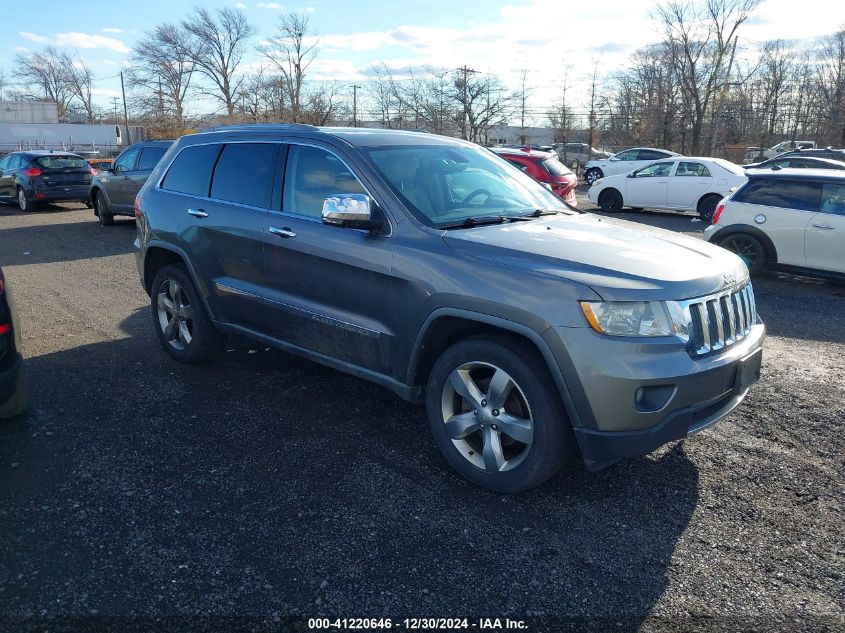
307;618;528;630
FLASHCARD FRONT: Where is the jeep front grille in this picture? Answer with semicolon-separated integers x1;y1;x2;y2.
682;283;757;357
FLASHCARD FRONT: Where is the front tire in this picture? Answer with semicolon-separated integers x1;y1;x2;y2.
425;334;573;493
719;233;767;274
150;264;221;363
598;188;623;212
585;168;603;186
95;191;114;226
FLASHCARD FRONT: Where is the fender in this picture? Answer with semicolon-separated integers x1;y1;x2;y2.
142;240;219;322
708;224;779;263
407;307;584;429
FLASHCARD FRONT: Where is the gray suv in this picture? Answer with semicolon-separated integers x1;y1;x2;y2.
91;140;172;225
134;125;765;492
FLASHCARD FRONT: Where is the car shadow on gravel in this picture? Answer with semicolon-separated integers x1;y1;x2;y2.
0;216;135;267
0;308;698;628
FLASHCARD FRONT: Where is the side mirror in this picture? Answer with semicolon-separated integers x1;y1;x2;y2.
627;172;636;178
321;193;383;232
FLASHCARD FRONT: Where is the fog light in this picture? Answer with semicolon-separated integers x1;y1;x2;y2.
635;385;676;413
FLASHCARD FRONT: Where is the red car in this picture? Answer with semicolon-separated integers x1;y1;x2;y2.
491;147;578;206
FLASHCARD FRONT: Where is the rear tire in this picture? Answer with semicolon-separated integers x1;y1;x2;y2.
425;334;574;493
150;264;221;364
16;187;34;212
697;194;722;221
598;188;623;212
719;233;766;274
96;191;114;226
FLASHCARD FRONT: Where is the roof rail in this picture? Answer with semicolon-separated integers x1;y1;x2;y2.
203;123;320;133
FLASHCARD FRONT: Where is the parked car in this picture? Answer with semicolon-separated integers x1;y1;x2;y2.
749;147;845;165
742;141;815;163
743;155;845;171
0;267;26;418
490;147;578;206
0;150;95;211
583;147;682;186
705;168;845;276
90;140;173;225
555;142;613;165
587;157;748;219
134;124;764;493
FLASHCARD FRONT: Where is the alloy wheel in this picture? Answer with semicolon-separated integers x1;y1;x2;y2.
723;235;763;269
440;361;534;473
156;279;195;351
18;189;27;211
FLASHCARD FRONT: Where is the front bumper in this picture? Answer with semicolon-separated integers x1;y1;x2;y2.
545;321;765;470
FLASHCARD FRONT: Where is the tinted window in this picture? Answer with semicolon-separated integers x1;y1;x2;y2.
676;161;711;177
541;157;573;177
113;147;140;173
137;146;168;171
820;183;845;216
283;145;365;218
161;144;221;196
635;162;673;177
735;178;822;212
35;155;88;169
10;155;24;169
614;150;640;161
0;156;9;170
638;149;672;160
210;143;277;208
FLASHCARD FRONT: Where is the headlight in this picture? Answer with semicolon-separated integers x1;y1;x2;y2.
579;301;675;337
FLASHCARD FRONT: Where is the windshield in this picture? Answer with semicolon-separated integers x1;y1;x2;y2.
35;155;88;169
364;144;568;228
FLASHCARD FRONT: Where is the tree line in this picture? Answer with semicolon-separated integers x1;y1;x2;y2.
5;2;845;154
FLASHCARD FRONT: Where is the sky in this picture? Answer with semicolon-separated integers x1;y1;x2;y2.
2;0;844;123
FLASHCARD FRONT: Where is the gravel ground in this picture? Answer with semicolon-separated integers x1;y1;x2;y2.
0;198;843;633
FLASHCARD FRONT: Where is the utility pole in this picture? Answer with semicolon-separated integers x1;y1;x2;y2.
111;97;119;124
561;65;570;164
158;75;164;120
120;71;131;145
351;84;361;127
587;62;598;154
458;65;479;141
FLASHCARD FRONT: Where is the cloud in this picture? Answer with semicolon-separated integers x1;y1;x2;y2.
257;2;282;8
235;1;246;7
92;87;121;98
14;46;28;52
101;27;123;33
20;30;129;53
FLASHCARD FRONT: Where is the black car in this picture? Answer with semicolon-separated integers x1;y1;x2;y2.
0;267;26;418
90;140;173;225
0;150;95;211
754;147;845;165
744;155;845;171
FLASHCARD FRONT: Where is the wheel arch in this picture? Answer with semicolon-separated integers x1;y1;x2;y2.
407;308;583;428
142;243;218;321
710;224;778;263
697;192;724;207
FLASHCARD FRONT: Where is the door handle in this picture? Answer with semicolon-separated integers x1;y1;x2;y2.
187;208;208;218
122;175;131;180
269;226;296;238
812;224;834;230
658;180;668;184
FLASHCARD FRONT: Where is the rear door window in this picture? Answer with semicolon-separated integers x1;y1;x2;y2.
137;146;168;171
820;183;845;216
161;144;221;196
210;143;278;208
734;178;823;212
676;162;711;177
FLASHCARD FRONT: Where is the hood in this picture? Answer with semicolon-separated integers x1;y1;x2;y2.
443;213;748;301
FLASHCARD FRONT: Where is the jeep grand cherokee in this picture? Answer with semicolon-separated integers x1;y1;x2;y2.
134;125;765;493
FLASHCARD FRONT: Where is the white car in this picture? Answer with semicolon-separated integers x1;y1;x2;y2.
704;168;845;276
587;157;748;220
583;147;680;186
742;140;815;164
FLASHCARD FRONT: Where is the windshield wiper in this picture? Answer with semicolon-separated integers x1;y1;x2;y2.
439;215;509;229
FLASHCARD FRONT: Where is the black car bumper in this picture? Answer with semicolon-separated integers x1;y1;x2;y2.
0;351;26;418
32;185;91;202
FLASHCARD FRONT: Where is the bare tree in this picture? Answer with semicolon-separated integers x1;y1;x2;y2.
14;46;74;119
656;0;762;154
817;26;845;146
182;6;255;117
129;23;196;133
259;12;318;122
451;71;512;143
64;54;96;123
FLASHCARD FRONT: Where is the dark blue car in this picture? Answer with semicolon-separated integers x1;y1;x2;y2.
0;151;94;211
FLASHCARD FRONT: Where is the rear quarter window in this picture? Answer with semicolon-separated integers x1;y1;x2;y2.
161;144;221;196
540;157;573;176
734;178;822;212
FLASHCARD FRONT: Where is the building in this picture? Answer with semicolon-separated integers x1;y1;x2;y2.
0;101;59;124
486;125;555;147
